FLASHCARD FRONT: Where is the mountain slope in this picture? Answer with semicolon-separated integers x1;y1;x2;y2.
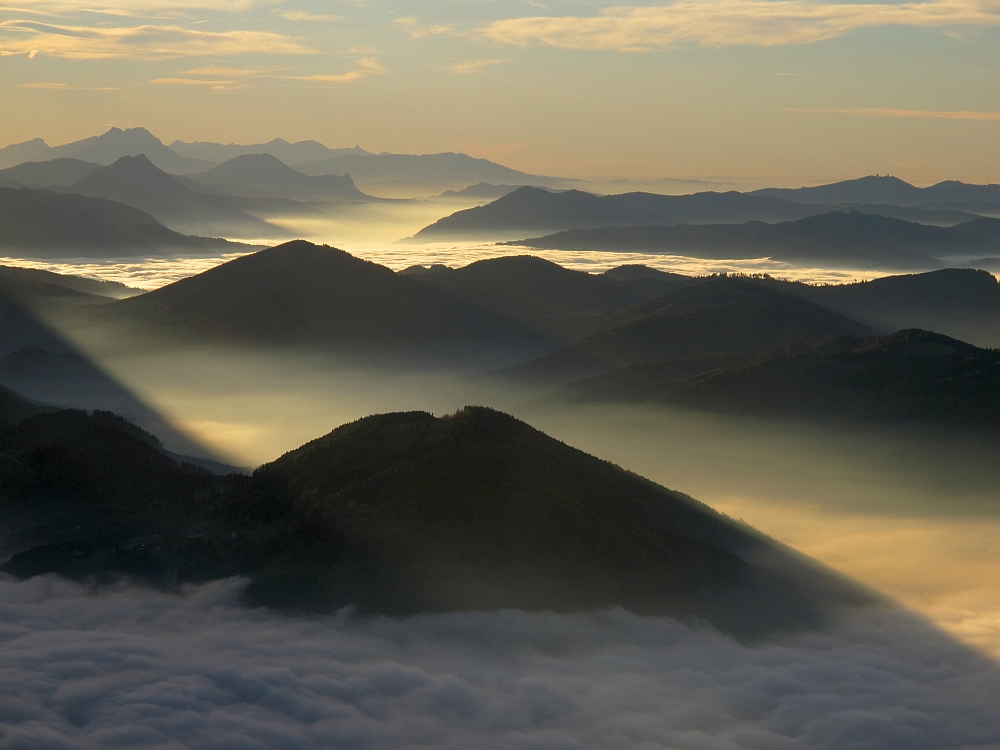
71;154;280;237
0;187;241;257
414;186;825;240
511;212;1000;269
552;330;1000;432
795;268;1000;348
0;406;874;634
500;278;872;387
188;153;371;201
113;241;553;366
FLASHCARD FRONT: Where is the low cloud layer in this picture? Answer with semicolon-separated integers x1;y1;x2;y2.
474;0;1000;51
0;576;998;749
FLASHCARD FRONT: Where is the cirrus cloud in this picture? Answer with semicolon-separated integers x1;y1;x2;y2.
0;19;311;59
473;0;1000;51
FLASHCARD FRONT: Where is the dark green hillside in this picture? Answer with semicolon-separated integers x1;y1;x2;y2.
500;278;871;387
0;187;239;257
114;241;554;366
554;330;1000;432
788;268;1000;349
0;406;873;634
404;256;695;339
0;385;52;427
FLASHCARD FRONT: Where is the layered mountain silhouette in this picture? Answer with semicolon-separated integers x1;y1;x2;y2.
511;212;1000;270
0;127;212;173
111;241;554;367
499;278;871;387
70;154;282;237
169;138;369;166
294;152;552;190
0;187;244;256
413;187;823;240
401;256;695;339
437;183;526;200
551;330;1000;433
754;175;1000;207
0;265;138;304
0;158;100;188
0;405;874;634
187;153;372;202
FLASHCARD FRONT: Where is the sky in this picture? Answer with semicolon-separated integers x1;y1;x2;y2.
1;0;998;184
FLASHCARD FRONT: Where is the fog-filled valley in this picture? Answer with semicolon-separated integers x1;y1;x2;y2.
2;125;1000;748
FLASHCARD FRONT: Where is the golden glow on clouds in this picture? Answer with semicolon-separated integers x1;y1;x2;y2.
786;106;1000;120
0;19;310;59
277;10;340;22
474;0;1000;50
448;58;510;74
150;57;388;87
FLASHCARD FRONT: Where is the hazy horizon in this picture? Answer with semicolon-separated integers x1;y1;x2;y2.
3;0;1000;185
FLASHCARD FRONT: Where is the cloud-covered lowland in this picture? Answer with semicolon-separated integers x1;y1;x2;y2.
1;576;998;749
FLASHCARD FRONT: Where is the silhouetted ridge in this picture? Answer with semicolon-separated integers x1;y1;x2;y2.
511;212;1000;269
189;153;371;201
413;186;822;239
114;241;552;366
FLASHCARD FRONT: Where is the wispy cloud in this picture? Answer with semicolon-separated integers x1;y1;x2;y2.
0;20;312;59
278;10;341;22
18;81;117;89
150;76;249;89
4;0;271;14
152;57;388;89
472;0;1000;51
448;58;510;74
786;106;1000;120
396;16;454;39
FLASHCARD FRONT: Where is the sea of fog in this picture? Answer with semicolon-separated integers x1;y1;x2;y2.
2;575;999;750
0;196;896;290
0;243;889;291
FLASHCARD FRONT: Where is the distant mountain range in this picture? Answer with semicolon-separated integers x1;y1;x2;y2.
0;127;560;195
187;153;370;202
413;186;825;240
0;400;872;633
510;212;1000;270
753;174;1000;207
0;187;247;256
0;127;213;174
415;186;1000;243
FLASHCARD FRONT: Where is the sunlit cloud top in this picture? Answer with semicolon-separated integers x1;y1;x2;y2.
473;0;1000;50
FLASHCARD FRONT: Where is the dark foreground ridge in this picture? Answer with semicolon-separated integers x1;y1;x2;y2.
0;403;873;636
